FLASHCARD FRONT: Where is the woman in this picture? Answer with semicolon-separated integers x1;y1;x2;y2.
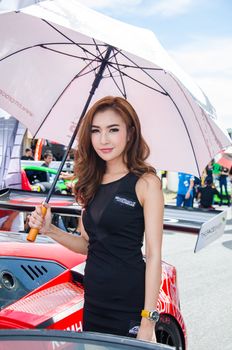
29;96;164;342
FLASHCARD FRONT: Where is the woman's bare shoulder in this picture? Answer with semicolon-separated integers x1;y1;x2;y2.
136;173;162;205
137;172;162;189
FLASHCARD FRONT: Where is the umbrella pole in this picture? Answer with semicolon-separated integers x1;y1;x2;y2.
27;45;113;241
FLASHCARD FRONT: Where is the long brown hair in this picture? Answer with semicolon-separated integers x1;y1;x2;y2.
74;96;156;206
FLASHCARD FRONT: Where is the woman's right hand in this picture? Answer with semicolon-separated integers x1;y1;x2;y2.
28;203;52;235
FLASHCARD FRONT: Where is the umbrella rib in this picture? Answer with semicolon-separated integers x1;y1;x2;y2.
105;48;164;72
0;43;97;63
42;19;106;62
163;88;201;176
81;39;103;81
42;42;107;47
107;62;164;71
41;45;102;62
105;64;127;98
72;61;105;79
115;50;168;93
107;61;168;95
170;74;224;166
168;92;201;176
110;48;127;98
32;62;101;138
108;48;201;175
100;48;168;95
0;45;41;62
92;41;127;98
0;42;105;64
114;51;201;175
170;73;227;175
42;20;125;83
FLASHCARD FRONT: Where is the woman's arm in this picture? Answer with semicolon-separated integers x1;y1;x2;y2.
136;174;164;342
46;224;88;255
29;204;89;255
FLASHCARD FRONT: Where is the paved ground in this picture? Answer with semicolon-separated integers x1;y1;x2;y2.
162;200;232;350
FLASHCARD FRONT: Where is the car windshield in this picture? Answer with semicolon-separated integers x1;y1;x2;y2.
24;169;48;184
0;339;168;350
0;340;122;350
0;331;170;350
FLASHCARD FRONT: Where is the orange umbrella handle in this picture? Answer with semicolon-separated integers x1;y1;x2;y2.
27;205;47;242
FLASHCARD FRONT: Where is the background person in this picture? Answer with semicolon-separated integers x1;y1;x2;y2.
205;161;213;183
212;161;221;185
192;176;201;206
41;152;53;167
29;96;164;342
176;172;194;207
197;177;220;209
21;148;34;160
218;166;230;206
229;166;232;205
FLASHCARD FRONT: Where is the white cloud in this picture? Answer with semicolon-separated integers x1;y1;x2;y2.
170;37;232;129
146;0;195;17
77;0;141;10
77;0;196;17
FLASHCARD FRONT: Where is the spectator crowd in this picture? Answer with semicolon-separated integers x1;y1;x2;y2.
176;160;232;209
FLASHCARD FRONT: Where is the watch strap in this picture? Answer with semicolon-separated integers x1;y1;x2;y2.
141;309;150;319
141;309;159;322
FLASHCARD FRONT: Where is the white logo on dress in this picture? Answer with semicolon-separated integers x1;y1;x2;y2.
129;325;139;334
114;196;136;207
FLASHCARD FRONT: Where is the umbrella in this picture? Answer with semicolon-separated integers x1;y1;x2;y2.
215;152;232;170
223;146;232;161
0;0;231;179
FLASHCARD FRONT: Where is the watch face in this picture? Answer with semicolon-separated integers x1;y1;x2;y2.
150;310;160;322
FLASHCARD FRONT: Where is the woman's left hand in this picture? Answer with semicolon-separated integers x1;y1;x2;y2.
136;318;157;342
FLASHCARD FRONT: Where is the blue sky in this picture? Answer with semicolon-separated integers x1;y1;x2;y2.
77;0;232;130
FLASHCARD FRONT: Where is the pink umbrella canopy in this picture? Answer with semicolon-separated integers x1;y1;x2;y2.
0;0;231;178
215;150;232;170
217;157;232;170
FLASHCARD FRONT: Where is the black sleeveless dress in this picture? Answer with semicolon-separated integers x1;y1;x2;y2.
82;173;145;336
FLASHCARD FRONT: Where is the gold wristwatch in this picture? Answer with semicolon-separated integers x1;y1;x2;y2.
141;309;160;322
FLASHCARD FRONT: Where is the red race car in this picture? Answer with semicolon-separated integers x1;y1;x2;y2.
0;189;187;349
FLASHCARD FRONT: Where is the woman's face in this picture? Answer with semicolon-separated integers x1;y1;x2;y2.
91;109;128;163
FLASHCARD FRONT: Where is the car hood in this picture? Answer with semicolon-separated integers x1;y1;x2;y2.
0;232;86;269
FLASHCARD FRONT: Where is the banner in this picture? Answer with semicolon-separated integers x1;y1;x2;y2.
34;138;45;161
0;114;26;189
